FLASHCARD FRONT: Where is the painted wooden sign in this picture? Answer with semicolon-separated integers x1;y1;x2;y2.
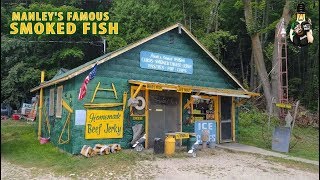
194;120;216;143
140;51;193;74
276;103;292;109
132;116;144;121
85;110;123;139
146;83;163;91
175;132;190;139
177;86;192;93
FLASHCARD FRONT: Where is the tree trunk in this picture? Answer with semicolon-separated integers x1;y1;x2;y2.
243;0;273;111
249;51;256;90
206;0;222;33
270;0;292;103
251;34;273;110
239;40;245;83
182;0;187;26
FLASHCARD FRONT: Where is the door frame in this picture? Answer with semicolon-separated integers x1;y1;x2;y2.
146;89;182;148
219;96;235;143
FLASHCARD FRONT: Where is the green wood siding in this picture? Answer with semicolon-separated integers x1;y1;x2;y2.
41;28;240;154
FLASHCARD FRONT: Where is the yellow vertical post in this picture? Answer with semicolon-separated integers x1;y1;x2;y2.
179;92;183;146
214;96;220;143
145;89;149;148
38;71;45;139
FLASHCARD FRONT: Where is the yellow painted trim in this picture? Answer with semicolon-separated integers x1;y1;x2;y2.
145;89;149;148
130;85;147;116
232;97;236;142
132;84;143;98
122;92;127;111
62;99;73;113
84;103;123;108
216;96;221;143
111;83;118;99
38;71;45;139
180;92;183;145
128;80;259;97
91;82;100;103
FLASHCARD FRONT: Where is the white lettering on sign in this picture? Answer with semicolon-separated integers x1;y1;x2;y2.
140;51;193;74
198;122;213;131
194;120;217;143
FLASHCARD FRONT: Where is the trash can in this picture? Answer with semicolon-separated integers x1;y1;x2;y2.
154;138;164;154
187;133;197;151
165;133;176;156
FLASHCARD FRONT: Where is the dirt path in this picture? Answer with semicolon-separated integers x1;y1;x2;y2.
1;149;319;180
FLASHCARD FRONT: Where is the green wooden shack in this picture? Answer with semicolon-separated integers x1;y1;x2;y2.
30;23;258;154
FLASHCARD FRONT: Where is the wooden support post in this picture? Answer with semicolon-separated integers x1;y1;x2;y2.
122;92;127;111
38;71;45;140
132;84;143;98
145;89;149;148
111;83;118;99
91;82;100;103
291;100;300;132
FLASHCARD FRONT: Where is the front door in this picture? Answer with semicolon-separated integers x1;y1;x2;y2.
220;96;232;142
148;90;180;148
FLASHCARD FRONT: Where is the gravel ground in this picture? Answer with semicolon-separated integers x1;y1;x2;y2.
1;149;319;180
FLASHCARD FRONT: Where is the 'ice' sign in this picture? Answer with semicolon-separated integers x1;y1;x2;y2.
194;120;217;144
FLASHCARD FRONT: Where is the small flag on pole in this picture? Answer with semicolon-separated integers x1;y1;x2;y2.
78;64;97;100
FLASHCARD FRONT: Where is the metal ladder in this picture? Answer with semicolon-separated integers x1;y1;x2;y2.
277;18;289;117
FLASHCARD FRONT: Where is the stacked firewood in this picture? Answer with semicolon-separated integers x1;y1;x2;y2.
80;144;121;157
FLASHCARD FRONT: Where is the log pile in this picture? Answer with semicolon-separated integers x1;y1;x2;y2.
80;144;121;157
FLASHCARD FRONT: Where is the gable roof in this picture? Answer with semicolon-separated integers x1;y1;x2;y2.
31;23;247;92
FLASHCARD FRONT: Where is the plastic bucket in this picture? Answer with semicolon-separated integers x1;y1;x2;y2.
12;114;20;120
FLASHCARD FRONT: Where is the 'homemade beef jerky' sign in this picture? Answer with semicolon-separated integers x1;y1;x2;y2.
85;110;123;139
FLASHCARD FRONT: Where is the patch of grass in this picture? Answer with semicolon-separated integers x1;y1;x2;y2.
238;108;319;161
0;120;149;176
265;156;319;173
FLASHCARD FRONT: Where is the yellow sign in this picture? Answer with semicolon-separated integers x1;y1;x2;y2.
146;84;162;91
177;86;192;93
85;110;123;139
175;132;190;139
276;103;292;109
132;116;144;121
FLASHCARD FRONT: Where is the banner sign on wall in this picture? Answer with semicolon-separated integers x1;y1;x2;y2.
140;51;193;74
85;110;123;139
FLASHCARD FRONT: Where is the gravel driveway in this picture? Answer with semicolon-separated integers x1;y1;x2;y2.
1;149;319;180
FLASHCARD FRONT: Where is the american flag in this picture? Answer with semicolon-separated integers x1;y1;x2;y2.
78;64;97;100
